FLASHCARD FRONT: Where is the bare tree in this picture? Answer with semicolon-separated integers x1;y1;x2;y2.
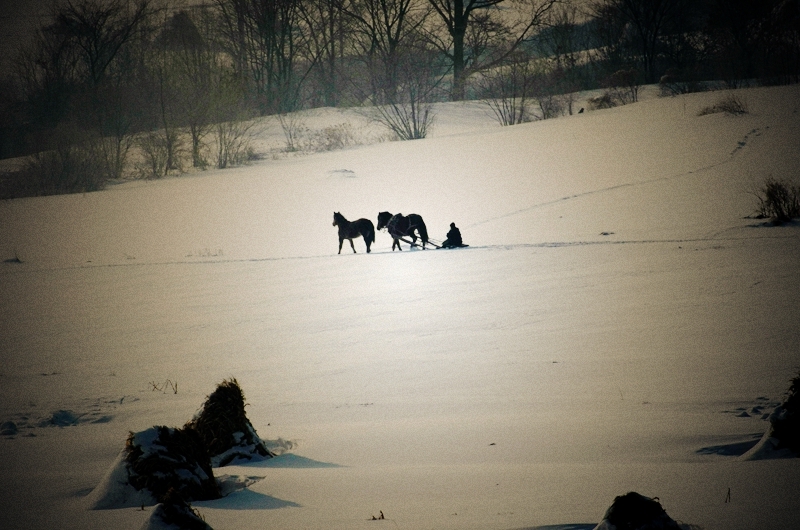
14;21;82;129
298;0;349;107
345;0;431;104
52;0;151;89
11;0;153;187
161;9;219;168
533;1;583;114
426;0;557;100
138;10;188;178
214;0;304;114
14;0;151;129
589;0;691;84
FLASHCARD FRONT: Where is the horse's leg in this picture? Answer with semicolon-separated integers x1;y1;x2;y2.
349;238;357;253
338;237;343;254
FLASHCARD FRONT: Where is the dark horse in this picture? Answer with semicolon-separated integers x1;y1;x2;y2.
333;212;375;254
377;211;429;251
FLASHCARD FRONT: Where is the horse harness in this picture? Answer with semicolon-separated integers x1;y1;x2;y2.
387;213;419;238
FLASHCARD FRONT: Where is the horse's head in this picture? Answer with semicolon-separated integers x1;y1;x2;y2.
377;211;392;231
333;212;341;227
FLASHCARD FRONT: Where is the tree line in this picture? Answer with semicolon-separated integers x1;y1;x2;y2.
0;0;798;194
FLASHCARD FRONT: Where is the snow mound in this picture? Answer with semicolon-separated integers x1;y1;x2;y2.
89;379;273;509
185;378;274;467
37;409;113;427
741;372;800;460
139;489;213;530
1;421;18;435
87;449;157;510
89;426;219;509
127;426;220;502
739;431;798;460
593;492;686;530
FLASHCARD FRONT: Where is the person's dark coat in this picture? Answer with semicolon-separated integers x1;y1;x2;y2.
442;223;462;248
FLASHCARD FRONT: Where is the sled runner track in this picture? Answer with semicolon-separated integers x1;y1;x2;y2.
467;155;742;231
3;232;794;276
476;233;800;251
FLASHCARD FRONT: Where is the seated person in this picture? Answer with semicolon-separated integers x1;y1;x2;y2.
441;222;462;248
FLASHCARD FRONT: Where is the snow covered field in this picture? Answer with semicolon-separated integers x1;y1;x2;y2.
1;85;799;530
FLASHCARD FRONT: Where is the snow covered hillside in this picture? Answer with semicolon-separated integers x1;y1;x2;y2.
1;85;799;530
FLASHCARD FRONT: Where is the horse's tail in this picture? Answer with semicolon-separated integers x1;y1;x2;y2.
365;221;376;250
417;217;429;245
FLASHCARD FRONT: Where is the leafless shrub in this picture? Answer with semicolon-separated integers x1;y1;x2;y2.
214;119;256;169
21;133;110;195
587;92;617;110
479;59;535;126
97;134;134;181
604;68;641;105
658;68;707;97
483;95;532;125
372;99;435;140
369;43;441;140
698;94;749;116
1;168;39;199
278;113;307;152
537;93;567;120
482;90;532;125
137;130;182;179
588;69;642;111
305;123;358;152
753;177;800;224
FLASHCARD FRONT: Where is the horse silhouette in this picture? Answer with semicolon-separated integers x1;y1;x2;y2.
333;212;375;254
377;211;429;250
